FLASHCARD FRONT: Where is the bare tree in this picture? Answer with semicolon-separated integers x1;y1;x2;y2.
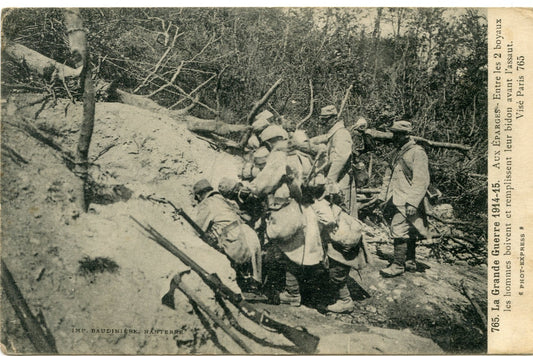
63;8;95;212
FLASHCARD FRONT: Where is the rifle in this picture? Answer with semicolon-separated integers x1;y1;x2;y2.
303;150;327;187
163;271;253;353
129;216;320;353
2;261;58;353
141;195;215;245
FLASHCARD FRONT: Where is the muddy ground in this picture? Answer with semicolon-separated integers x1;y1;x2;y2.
1;95;486;354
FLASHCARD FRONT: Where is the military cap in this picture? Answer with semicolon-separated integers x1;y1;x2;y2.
193;179;213;195
253;146;270;165
260;125;288;142
320;105;338;117
388;120;412;133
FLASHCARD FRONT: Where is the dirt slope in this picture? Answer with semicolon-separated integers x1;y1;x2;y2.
1;95;484;354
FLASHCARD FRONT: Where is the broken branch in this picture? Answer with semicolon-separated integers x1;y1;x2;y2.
134;26;183;93
1;143;29;165
1;261;58;353
147;60;184;98
337;84;353;118
296;79;314;129
238;78;283;147
5;118;77;170
91;143;118;163
168;73;216;109
145;71;217;113
246;78;283;125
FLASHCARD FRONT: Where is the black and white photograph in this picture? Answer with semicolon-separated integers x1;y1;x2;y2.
0;7;501;354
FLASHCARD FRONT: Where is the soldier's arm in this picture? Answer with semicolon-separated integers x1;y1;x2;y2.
309;133;329;146
249;152;285;196
405;147;430;208
326;130;352;182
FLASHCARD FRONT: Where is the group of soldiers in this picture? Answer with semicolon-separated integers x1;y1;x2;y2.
190;105;431;314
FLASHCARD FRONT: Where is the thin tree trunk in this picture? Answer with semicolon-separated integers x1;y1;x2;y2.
373;8;382;39
63;8;95;212
372;8;383;88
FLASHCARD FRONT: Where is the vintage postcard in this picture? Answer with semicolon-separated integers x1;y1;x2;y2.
0;7;531;354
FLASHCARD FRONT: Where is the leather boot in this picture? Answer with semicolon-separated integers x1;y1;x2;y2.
405;237;417;272
326;285;354;313
279;290;301;307
380;239;407;278
279;270;301;306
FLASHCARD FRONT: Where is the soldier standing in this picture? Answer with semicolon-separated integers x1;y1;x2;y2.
378;121;430;277
311;105;353;211
247;125;324;307
312;196;368;313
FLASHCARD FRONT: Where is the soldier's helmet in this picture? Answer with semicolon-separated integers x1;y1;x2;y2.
247;134;260;149
260;125;288;142
193;179;213;195
252;110;274;133
319;105;338;118
218;177;238;197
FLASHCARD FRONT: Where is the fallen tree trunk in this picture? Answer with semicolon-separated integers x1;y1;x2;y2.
3;42;82;79
111;85;193;119
4;42;194;119
187;117;250;135
358;129;471;154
